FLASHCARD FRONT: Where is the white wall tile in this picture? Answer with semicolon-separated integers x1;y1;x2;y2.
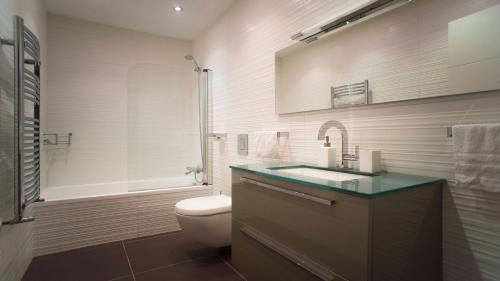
193;0;500;280
45;15;201;188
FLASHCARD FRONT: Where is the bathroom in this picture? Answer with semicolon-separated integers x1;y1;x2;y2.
0;0;499;280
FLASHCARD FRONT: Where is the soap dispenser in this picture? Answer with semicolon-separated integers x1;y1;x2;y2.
318;136;336;168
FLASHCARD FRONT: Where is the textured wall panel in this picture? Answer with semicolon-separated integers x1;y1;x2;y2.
0;205;34;281
0;0;16;226
45;15;199;188
33;186;211;256
193;0;500;280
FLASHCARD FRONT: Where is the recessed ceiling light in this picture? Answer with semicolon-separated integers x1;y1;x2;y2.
173;5;184;13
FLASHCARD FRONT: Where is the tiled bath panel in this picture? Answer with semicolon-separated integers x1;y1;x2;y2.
23;231;244;281
33;187;212;256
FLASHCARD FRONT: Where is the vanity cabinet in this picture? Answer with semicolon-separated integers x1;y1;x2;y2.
231;169;442;281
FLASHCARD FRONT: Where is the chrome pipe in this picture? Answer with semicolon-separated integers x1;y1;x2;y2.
14;16;25;222
1;217;35;225
0;38;14;46
201;70;211;184
10;16;42;224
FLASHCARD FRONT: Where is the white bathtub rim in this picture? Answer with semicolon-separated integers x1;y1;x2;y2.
39;184;212;206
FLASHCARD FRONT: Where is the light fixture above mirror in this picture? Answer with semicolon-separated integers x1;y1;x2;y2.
291;0;413;44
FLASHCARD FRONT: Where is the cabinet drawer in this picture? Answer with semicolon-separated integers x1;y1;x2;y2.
233;220;332;281
232;170;370;281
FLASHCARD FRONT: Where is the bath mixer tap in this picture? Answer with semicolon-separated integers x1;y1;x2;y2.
185;166;202;175
317;120;359;168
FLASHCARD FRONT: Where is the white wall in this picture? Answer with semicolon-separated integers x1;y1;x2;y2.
0;0;47;280
45;15;199;188
193;0;500;280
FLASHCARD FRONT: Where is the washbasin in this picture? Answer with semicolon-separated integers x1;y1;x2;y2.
274;167;369;182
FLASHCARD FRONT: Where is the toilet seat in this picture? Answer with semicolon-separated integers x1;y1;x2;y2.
175;195;231;216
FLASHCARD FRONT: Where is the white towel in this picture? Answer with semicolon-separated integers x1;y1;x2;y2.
453;124;500;192
255;131;280;159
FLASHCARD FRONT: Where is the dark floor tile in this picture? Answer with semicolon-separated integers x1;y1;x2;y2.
124;231;219;273
134;257;242;281
22;242;131;281
110;276;135;281
125;232;180;243
219;246;232;261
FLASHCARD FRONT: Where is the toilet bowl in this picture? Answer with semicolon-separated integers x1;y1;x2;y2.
175;194;231;247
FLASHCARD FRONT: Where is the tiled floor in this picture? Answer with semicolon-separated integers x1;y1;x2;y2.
22;231;245;281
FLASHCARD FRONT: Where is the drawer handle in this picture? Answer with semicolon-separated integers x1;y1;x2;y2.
240;225;348;281
240;177;334;206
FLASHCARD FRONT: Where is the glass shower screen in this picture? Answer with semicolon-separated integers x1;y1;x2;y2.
127;64;202;191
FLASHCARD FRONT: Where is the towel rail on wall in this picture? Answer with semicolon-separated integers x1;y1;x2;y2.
43;133;73;145
2;16;43;225
447;127;453;137
276;131;289;138
277;131;289;144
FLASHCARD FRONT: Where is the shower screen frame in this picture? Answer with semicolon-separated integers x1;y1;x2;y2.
201;69;213;186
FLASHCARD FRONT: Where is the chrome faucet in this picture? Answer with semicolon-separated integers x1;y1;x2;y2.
185;166;202;175
317;120;358;168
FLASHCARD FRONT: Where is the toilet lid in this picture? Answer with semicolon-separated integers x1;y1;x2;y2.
175;195;231;216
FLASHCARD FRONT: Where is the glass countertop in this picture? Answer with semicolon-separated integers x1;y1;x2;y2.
230;163;446;199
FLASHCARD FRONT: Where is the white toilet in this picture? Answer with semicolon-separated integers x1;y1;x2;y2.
175;194;232;248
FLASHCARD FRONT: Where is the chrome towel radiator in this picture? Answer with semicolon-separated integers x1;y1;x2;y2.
2;16;42;225
331;80;369;109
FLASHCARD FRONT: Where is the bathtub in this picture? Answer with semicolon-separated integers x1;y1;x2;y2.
34;179;212;256
41;176;198;201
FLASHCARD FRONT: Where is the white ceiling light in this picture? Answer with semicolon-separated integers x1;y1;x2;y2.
43;0;236;40
173;5;184;13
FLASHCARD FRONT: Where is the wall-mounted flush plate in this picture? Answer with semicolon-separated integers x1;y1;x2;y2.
237;134;248;155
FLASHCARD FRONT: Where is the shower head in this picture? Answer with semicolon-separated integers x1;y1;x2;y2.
184;54;201;72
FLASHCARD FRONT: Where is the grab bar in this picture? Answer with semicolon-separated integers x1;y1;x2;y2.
240;225;347;281
240;177;334;206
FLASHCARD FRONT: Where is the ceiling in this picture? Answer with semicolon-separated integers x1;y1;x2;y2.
43;0;236;40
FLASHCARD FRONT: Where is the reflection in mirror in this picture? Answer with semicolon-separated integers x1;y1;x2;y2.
276;0;415;114
275;0;500;114
448;4;500;95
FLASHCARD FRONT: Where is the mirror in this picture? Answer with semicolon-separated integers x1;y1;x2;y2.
448;4;500;95
275;0;500;114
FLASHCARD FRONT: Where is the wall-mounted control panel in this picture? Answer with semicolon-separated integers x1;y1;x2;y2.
237;134;248;155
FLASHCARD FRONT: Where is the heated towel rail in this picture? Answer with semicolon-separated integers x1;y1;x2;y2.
331;80;369;108
2;16;42;225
